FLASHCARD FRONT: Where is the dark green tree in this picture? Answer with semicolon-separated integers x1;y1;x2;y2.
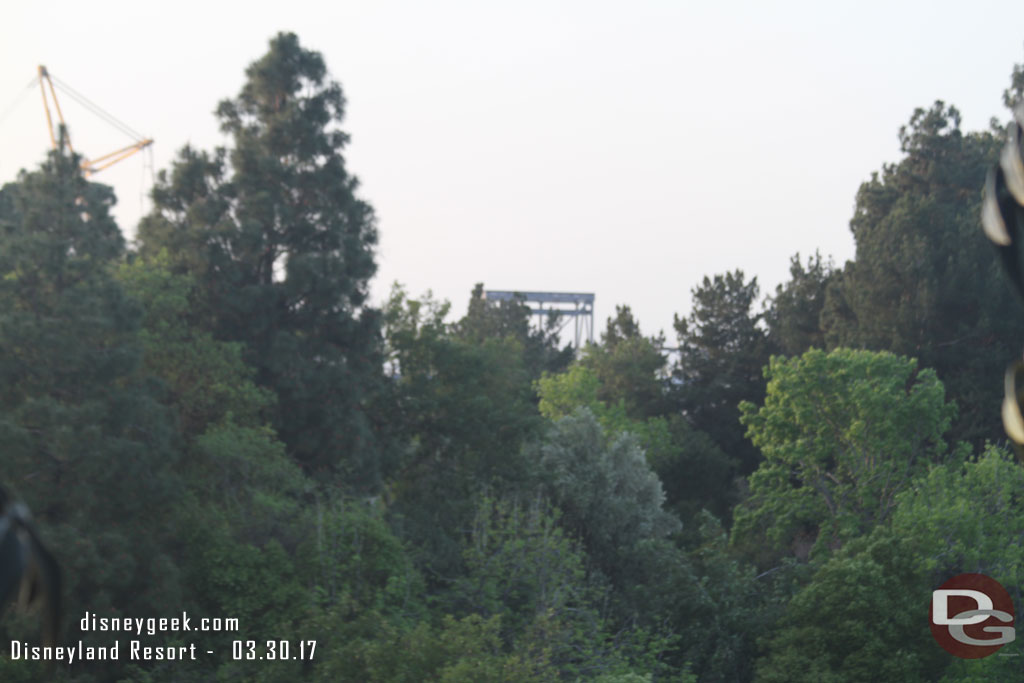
754;527;947;683
138;32;382;483
378;285;543;577
1004;59;1024;111
821;101;1014;445
0;146;184;677
683;512;766;683
672;270;771;475
764;252;835;357
583;305;669;420
118;255;311;659
458;284;573;380
602;304;644;347
577;307;738;523
116;253;275;440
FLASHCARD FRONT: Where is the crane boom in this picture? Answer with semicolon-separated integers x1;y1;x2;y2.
36;65;151;176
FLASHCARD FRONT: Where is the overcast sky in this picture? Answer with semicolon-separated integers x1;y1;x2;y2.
3;1;1024;341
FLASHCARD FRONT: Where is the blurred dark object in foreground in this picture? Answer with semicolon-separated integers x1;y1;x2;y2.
0;487;61;648
983;106;1024;453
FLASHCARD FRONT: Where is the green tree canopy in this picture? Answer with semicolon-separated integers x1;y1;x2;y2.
582;305;669;420
527;409;680;579
754;527;947;683
378;285;542;577
821;101;1014;445
137;32;382;483
535;363;735;525
764;252;835;358
672;270;771;475
0;147;184;676
735;348;956;558
892;444;1024;588
894;446;1024;682
755;446;1024;683
457;284;573;380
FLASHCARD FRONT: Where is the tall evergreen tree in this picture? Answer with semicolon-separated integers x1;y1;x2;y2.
672;270;771;475
764;252;835;358
821;101;1016;444
138;33;382;483
0;146;183;668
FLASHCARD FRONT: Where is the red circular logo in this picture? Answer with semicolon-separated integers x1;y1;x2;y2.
930;573;1015;658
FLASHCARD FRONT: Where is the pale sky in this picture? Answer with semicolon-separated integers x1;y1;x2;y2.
3;1;1024;342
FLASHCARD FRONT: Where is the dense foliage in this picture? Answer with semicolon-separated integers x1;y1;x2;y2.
3;31;1024;682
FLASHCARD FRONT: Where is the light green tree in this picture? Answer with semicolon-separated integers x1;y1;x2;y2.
754;526;947;683
895;446;1024;682
755;446;1024;683
892;444;1024;590
735;348;956;556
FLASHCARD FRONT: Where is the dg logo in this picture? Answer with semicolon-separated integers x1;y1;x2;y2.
931;573;1016;658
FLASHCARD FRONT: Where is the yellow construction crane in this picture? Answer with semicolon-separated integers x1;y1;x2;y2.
36;65;152;176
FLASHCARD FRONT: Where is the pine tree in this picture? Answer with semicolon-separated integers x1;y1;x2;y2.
672;270;771;475
0;145;183;656
822;102;1015;444
139;33;382;483
764;252;835;357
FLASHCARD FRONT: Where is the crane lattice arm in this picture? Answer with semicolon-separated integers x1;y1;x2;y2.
37;65;152;176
